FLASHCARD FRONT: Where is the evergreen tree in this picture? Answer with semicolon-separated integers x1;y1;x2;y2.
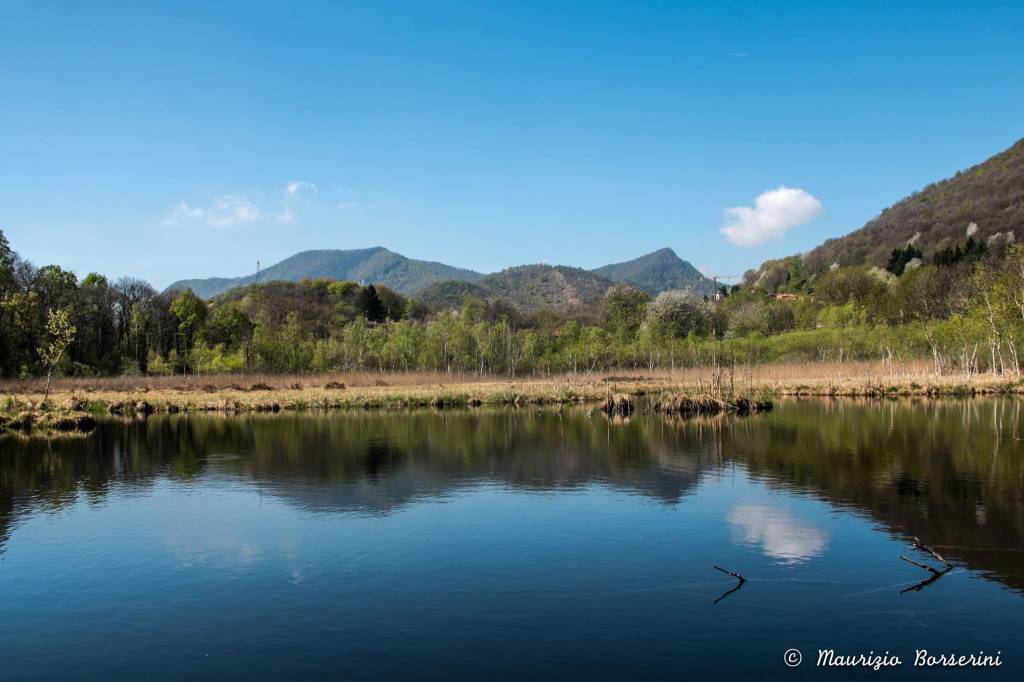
886;244;923;276
356;285;387;322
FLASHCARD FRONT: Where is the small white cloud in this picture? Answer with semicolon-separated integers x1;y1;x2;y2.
720;186;822;247
162;194;261;228
337;201;358;211
284;181;316;196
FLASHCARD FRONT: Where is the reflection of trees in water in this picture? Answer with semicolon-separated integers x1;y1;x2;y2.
0;410;717;546
2;400;1023;592
720;398;1024;591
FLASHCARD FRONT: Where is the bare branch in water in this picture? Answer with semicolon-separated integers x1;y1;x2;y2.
712;565;747;604
912;536;951;569
713;565;746;582
898;536;954;594
900;555;941;576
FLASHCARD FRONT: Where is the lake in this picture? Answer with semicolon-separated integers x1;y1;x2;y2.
2;399;1022;680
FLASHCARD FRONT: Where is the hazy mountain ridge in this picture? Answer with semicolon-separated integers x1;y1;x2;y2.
803;137;1024;272
167;247;484;298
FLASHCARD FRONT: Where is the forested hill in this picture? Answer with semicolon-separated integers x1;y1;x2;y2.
803;137;1024;273
417;265;616;314
166;247;484;298
592;247;715;295
168;246;712;302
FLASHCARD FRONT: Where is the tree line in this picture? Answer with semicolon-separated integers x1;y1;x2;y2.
4;228;1024;378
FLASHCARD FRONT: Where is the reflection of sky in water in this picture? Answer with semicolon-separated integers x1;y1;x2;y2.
728;504;829;563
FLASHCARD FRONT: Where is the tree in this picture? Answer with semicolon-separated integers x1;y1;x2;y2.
601;284;650;338
0;229;13;291
0;229;15;376
646;289;711;338
886;244;923;276
356;285;386;323
170;288;207;374
37;308;76;399
204;305;255;367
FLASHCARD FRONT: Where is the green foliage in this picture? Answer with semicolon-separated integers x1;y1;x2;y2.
37;308;76;371
170;289;207;337
37;308;76;395
418;264;614;314
0;229;13;290
7;228;1024;379
601;284;650;337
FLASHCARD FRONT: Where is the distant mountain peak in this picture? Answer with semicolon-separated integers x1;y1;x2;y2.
591;248;715;296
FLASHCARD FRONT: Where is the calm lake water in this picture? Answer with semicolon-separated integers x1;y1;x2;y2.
2;399;1023;680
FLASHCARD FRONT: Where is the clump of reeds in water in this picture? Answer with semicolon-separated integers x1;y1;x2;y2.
653;393;772;416
0;408;97;435
600;393;634;416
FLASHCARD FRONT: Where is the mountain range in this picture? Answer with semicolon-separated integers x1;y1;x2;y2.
167;136;1024;308
167;247;483;300
167;246;717;309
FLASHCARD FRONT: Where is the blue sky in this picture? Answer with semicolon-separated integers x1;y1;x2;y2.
1;0;1022;288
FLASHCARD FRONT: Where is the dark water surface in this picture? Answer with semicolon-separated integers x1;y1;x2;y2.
2;399;1023;680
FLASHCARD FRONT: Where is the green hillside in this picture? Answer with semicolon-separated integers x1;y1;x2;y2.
418;264;617;314
167;247;483;297
592;247;715;295
804;138;1024;272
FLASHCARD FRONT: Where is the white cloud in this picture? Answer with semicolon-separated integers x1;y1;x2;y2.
162;194;261;228
284;180;316;196
720;186;822;247
336;201;358;211
729;504;829;563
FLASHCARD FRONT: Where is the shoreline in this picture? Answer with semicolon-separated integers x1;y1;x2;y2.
3;366;1024;434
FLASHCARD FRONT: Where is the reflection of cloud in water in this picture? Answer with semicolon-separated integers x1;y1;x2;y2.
728;505;829;563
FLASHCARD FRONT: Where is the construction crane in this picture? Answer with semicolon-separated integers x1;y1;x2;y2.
707;273;745;300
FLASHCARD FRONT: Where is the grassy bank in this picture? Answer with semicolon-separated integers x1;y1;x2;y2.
2;361;1023;434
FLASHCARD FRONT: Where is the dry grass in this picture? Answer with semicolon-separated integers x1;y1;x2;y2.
0;370;502;395
0;359;992;394
2;360;1022;434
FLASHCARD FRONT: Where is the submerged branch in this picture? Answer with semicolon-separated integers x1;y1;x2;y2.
899;555;941;576
898;536;954;594
712;565;747;604
912;536;951;569
713;565;746;582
